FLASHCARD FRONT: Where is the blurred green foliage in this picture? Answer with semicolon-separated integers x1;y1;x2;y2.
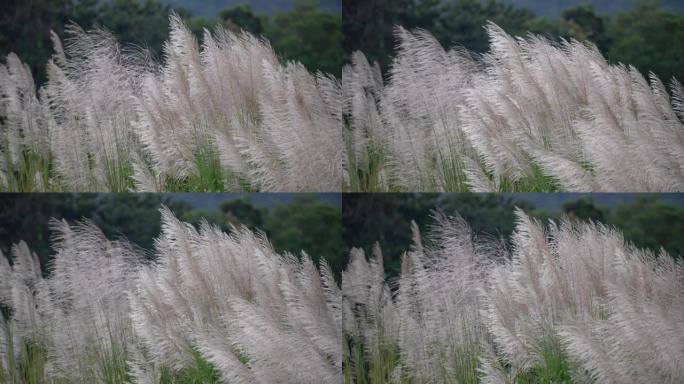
566;195;684;258
264;1;342;76
343;193;534;275
343;194;684;278
0;194;186;267
507;0;684;17
220;4;264;35
1;0;75;85
218;1;342;75
605;1;684;84
0;0;341;85
182;195;345;277
165;0;341;16
0;193;681;286
0;0;184;84
0;194;343;278
344;0;684;85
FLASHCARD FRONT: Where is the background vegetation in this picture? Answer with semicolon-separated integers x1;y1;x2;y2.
0;0;341;83
508;0;684;16
0;193;345;278
164;0;340;16
343;193;684;277
343;0;684;84
0;197;341;383
342;196;683;383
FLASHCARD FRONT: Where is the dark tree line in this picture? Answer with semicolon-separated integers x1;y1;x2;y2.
0;194;344;279
343;194;684;278
1;193;681;283
0;0;341;85
344;0;684;84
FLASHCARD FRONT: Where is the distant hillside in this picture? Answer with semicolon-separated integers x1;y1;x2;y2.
162;0;341;16
504;0;684;16
507;193;684;213
165;193;341;211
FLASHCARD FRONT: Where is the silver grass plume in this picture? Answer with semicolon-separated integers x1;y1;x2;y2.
342;52;389;190
44;219;140;382
128;207;342;383
343;209;684;383
343;23;684;191
0;221;141;383
126;13;343;191
343;212;494;383
382;28;482;191
0;243;45;384
43;26;140;191
0;14;342;192
0;54;48;190
0;209;342;383
342;244;398;378
482;209;684;383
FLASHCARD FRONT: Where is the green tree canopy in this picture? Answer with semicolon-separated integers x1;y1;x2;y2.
1;0;341;85
344;0;684;84
344;194;684;278
0;194;343;279
94;0;174;58
343;0;441;70
0;0;78;84
608;196;684;258
561;196;605;222
342;193;535;277
606;0;684;83
265;0;342;76
220;4;263;35
0;194;190;267
263;195;344;278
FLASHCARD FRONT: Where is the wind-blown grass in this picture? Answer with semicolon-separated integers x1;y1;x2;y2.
0;14;342;192
1;208;682;383
0;208;341;383
343;23;684;192
343;209;684;383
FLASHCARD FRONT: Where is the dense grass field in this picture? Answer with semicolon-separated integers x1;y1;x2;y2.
0;208;341;383
343;24;684;192
1;207;681;383
0;15;341;192
342;210;684;383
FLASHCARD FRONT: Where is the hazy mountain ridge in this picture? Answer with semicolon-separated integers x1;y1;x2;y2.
162;0;341;16
505;0;684;16
507;193;684;212
167;193;342;211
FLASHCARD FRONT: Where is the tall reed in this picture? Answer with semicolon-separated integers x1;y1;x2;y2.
343;24;684;192
0;14;342;192
0;208;342;383
343;209;684;383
